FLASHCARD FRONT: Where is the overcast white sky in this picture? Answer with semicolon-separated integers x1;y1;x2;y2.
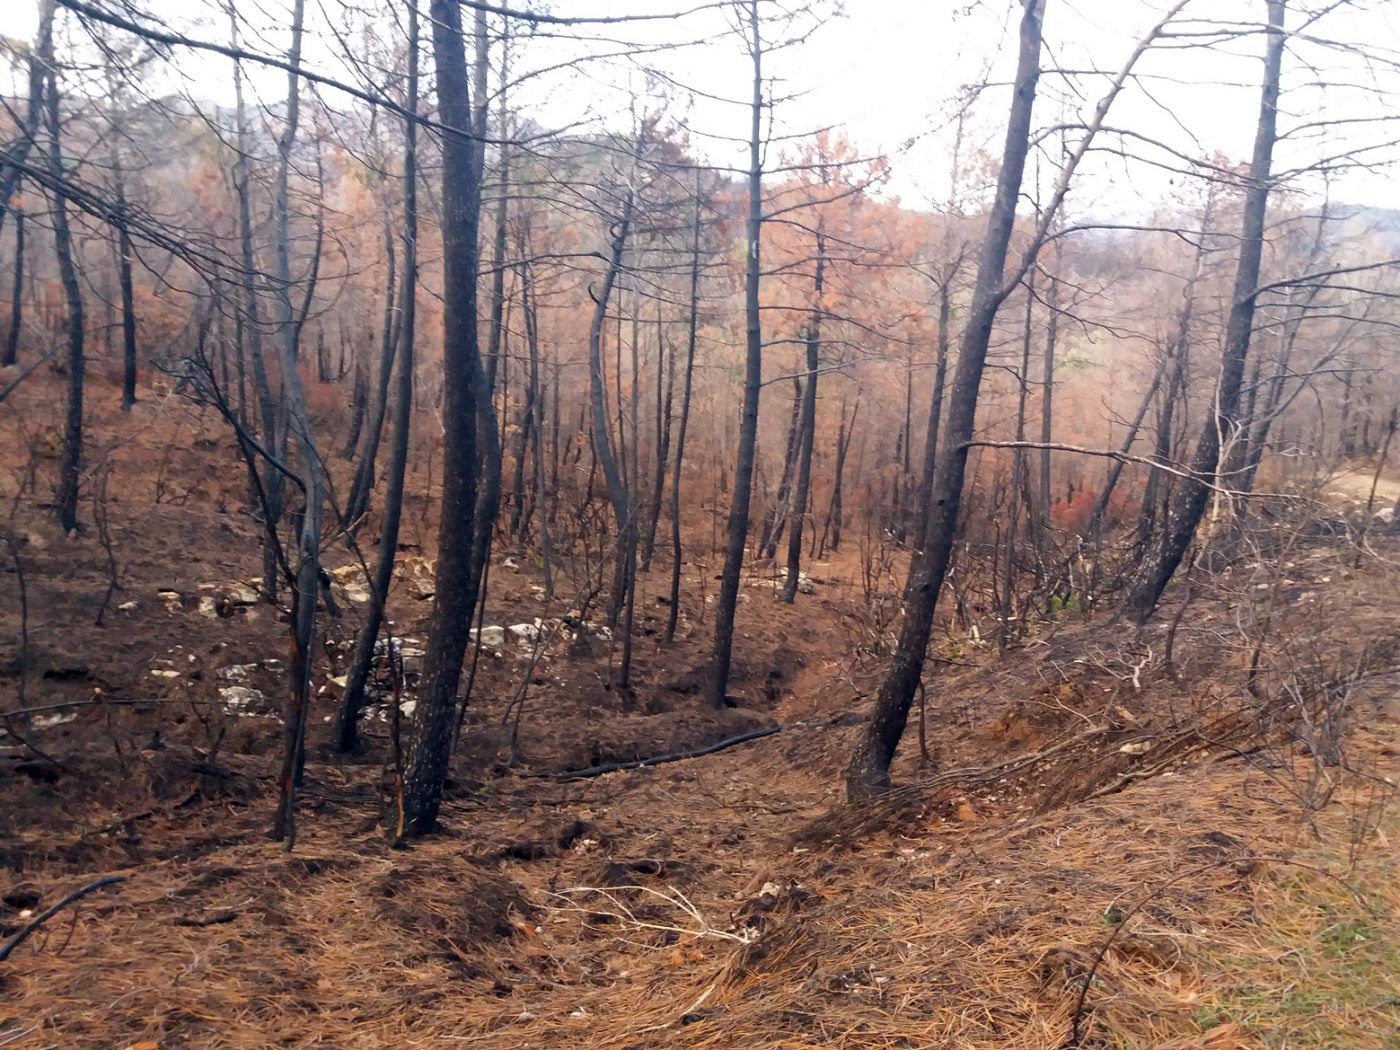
4;0;1398;216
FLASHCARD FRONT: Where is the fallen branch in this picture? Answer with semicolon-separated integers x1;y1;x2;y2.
525;725;782;781
0;875;126;962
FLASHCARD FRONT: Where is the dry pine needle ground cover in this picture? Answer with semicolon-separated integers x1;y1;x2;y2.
2;393;1399;1049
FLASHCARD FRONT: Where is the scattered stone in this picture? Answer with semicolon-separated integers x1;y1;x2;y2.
508;621;543;645
197;595;219;619
471;626;507;648
219;685;266;714
150;668;181;679
117;600;139;613
217;664;255;682
223;583;260;606
158;590;182;613
329;565;372;605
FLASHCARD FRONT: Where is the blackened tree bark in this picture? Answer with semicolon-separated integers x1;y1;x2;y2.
821;395;857;556
228;2;280;596
270;0;326;847
1125;0;1287;620
115;207;138;409
3;208;22;367
344;222;399;524
780;217;825;603
759;378;801;559
913;278;953;542
335;2;418;753
706;0;765;709
465;7;503;636
666;179;703;642
640;295;674;572
42;0;86;534
1037;251;1058;546
845;0;1180;798
845;0;1046;798
104;61;140;410
399;0;484;836
587;184;636;625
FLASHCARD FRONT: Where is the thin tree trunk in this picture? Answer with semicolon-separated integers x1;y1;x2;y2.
666;181;703;642
706;0;765;710
335;4;418;753
344;222;399;523
587;183;636;624
228;2;280;596
270;0;324;847
3;208;22;367
914;280;952;543
822;396;857;556
0;0;48;238
42;0;85;534
1037;252;1058;546
640;295;674;571
781;220;824;603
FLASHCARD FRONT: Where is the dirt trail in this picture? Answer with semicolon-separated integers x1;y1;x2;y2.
1326;465;1400;507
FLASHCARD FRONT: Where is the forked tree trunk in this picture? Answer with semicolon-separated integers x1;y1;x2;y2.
844;0;1045;799
1126;0;1287;620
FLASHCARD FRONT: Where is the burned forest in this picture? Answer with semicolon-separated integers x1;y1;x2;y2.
3;0;1400;1046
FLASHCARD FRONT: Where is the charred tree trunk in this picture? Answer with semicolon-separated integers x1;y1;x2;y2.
43;2;85;534
343;222;399;525
0;0;48;237
3;207;22;367
845;0;1045;799
706;0;765;709
399;0;484;836
588;188;636;627
781;222;825;603
914;278;953;543
335;5;419;753
1126;0;1286;620
822;396;857;556
666;182;703;642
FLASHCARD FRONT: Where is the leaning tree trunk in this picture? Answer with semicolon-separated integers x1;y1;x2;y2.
1126;0;1287;620
844;0;1186;798
913;276;953;543
399;0;484;837
706;0;765;710
845;0;1044;800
